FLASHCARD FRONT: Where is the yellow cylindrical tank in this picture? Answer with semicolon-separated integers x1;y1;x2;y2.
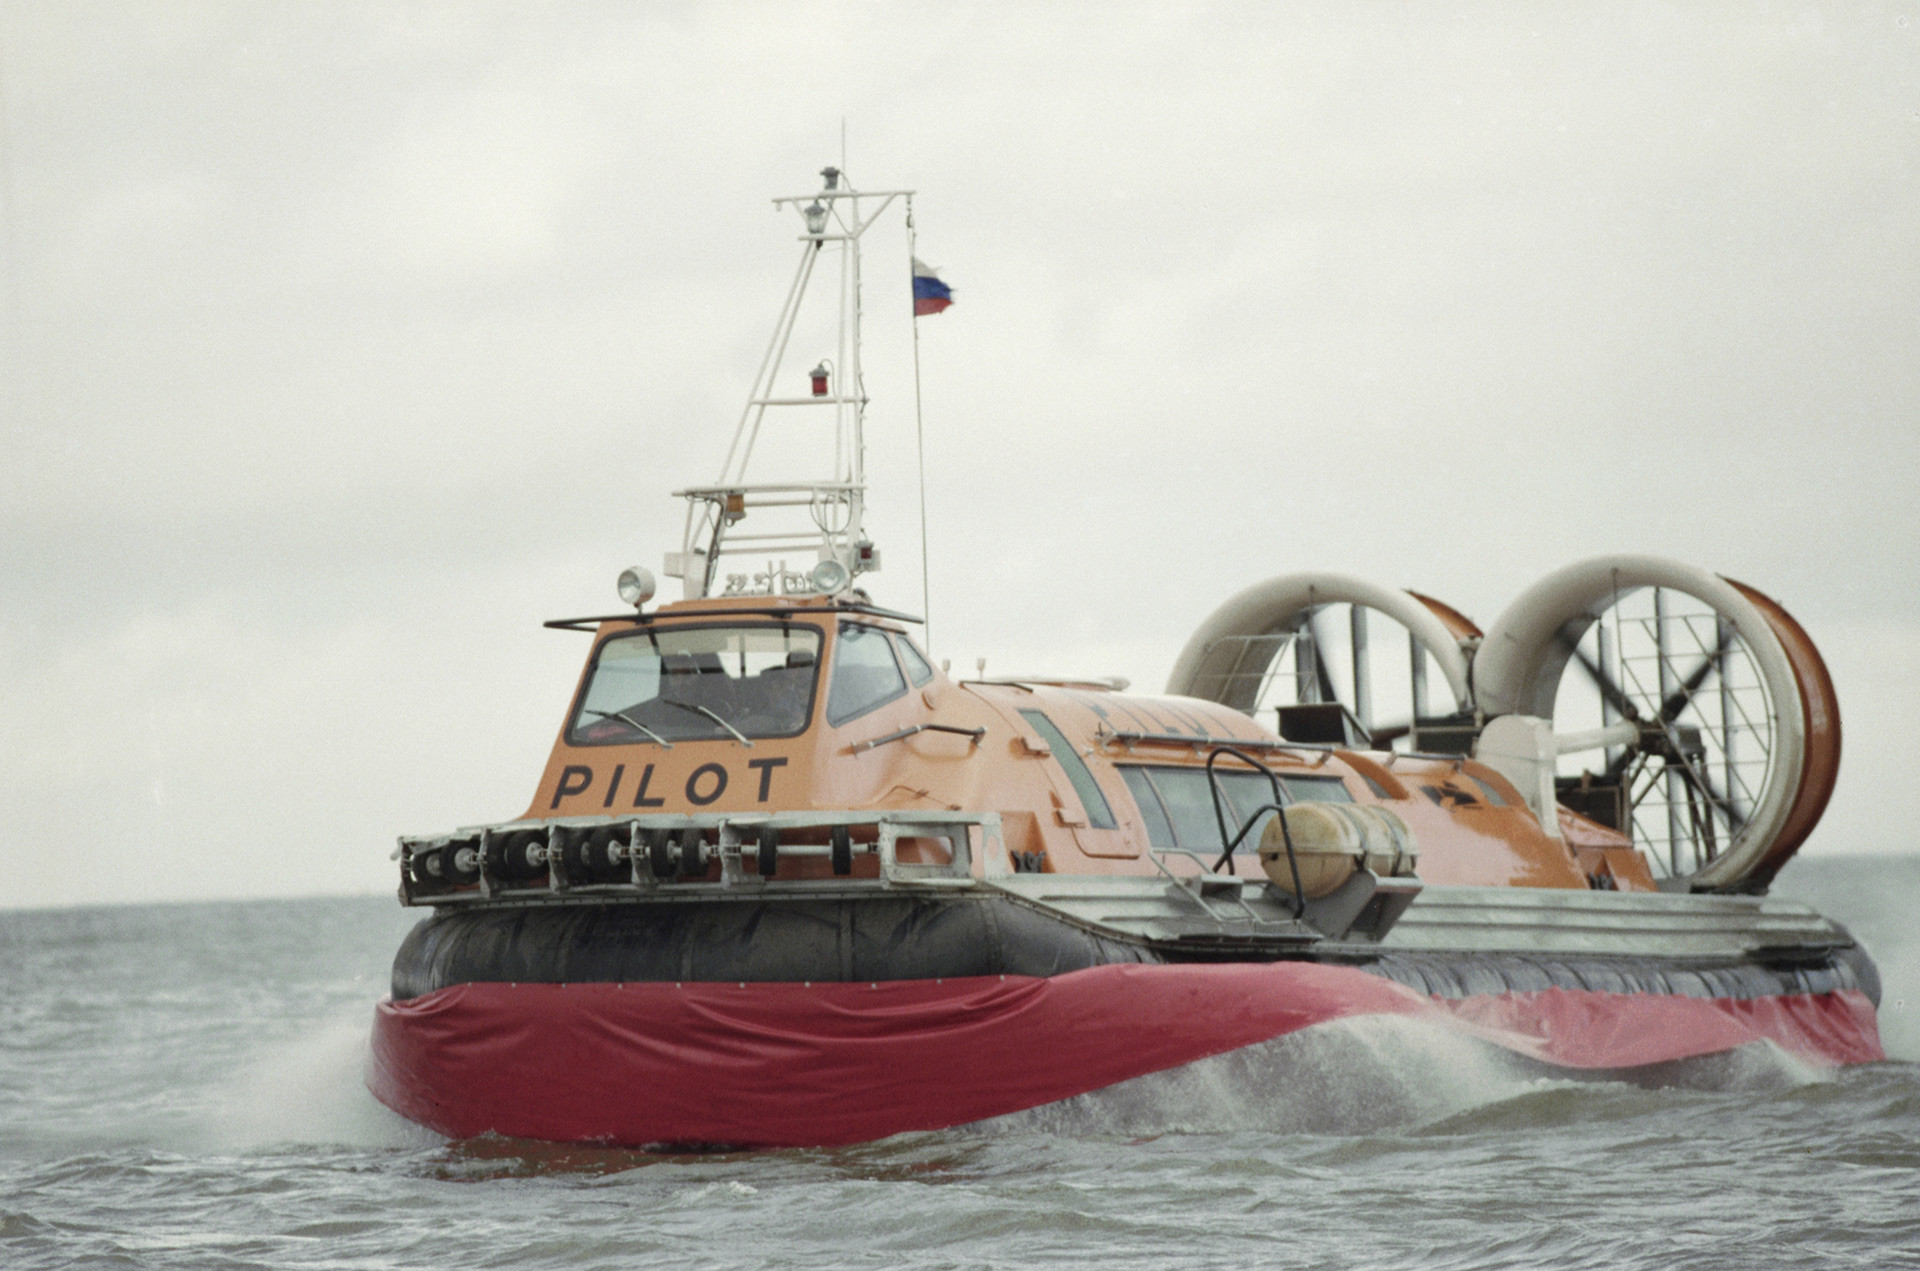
1258;803;1417;898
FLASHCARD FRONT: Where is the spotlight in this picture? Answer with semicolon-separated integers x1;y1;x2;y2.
811;558;851;594
617;566;657;609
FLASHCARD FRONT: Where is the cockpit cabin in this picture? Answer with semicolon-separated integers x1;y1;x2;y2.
522;595;1647;891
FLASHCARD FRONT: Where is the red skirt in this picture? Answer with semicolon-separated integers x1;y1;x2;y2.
369;962;1883;1149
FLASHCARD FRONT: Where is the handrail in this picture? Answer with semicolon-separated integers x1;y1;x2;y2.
850;722;987;753
1204;745;1305;918
543;598;924;632
1093;725;1331;754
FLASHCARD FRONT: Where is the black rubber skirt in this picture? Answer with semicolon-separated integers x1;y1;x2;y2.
390;897;1880;1009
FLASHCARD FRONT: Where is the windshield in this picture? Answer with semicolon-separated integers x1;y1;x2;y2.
825;624;908;726
569;623;823;744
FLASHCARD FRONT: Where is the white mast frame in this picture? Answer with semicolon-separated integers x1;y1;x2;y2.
665;169;915;600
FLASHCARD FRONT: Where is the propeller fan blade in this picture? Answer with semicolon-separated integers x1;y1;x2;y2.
1557;629;1641;723
1664;753;1724;861
1685;743;1748;837
1658;625;1736;725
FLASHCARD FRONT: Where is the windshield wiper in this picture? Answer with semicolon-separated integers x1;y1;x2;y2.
583;708;674;748
660;699;754;747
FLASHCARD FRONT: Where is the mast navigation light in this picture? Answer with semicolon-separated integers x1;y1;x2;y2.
722;492;747;524
616;566;657;610
810;362;831;397
820;167;840;190
803;201;829;236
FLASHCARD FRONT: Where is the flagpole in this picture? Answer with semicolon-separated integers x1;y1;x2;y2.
906;197;933;654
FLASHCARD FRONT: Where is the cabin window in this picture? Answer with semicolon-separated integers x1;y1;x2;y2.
1213;772;1282;848
1120;767;1177;849
1119;766;1353;852
896;635;937;687
827;624;909;726
1018;710;1118;830
569;623;822;744
1279;774;1353;804
1463;773;1509;807
1145;767;1227;850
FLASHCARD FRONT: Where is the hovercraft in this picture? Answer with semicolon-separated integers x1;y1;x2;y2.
369;169;1880;1149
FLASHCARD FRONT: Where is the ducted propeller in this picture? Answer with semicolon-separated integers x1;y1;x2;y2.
1472;556;1839;891
1166;572;1481;752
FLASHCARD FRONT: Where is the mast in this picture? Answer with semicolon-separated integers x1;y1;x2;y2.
664;167;915;601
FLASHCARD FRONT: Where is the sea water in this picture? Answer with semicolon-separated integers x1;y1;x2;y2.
2;856;1916;1270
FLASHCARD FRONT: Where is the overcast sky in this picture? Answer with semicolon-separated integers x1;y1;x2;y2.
2;2;1915;908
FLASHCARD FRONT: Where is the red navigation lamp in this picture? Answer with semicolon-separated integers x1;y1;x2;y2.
810;362;831;397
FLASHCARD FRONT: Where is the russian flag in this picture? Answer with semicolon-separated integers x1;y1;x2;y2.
912;258;953;316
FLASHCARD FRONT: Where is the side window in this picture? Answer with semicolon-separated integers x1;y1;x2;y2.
1462;773;1509;807
1281;775;1353;804
1018;710;1118;830
1217;771;1281;848
895;635;936;687
826;625;909;726
1119;767;1176;849
1116;766;1355;852
1144;768;1223;849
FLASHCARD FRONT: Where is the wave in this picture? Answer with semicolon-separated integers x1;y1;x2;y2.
204;1005;436;1153
971;1013;1831;1140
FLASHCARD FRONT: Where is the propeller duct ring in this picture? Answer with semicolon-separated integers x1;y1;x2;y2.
1473;555;1822;890
1166;572;1474;717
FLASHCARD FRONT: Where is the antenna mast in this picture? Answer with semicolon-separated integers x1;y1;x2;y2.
665;168;914;601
